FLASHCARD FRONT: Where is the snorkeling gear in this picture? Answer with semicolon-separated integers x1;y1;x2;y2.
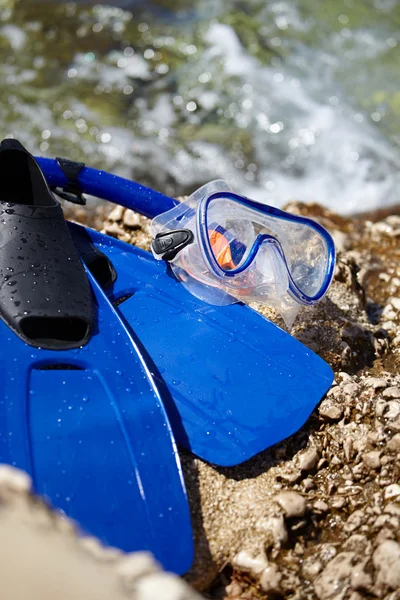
38;155;334;467
150;180;336;327
0;140;193;574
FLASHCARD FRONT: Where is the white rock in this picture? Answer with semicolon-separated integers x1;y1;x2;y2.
134;572;203;600
350;559;372;591
390;297;400;311
298;446;319;471
362;451;381;470
116;553;159;587
386;401;400;419
314;500;329;513
373;540;400;590
108;205;125;222
383;386;400;399
384;484;400;500
319;400;343;421
0;465;32;494
232;550;268;575
344;510;367;533
123;209;142;228
365;378;387;389
314;552;356;600
255;515;288;547
387;433;400;452
343;383;359;396
260;563;282;593
275;491;307;518
302;556;323;579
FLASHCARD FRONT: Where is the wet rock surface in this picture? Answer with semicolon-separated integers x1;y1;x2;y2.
6;202;400;600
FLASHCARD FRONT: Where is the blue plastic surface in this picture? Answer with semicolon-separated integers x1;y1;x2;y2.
78;225;335;467
36;157;178;219
0;267;193;574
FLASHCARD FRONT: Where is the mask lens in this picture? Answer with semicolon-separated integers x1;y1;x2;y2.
206;196;329;298
206;197;256;271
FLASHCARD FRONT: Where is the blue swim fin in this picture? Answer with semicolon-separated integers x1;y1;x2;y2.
0;141;193;574
74;224;334;467
0;269;193;573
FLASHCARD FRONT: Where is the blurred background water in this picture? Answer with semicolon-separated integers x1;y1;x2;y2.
1;0;399;214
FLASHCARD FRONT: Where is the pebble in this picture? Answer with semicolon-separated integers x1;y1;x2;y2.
225;582;243;597
302;556;323;580
362;451;381;470
344;510;367;533
255;515;288;547
373;540;400;590
390;297;400;311
384;484;400;500
314;552;356;600
386;401;400;419
383;386;400;399
108;205;124;222
314;500;329;513
384;503;400;516
233;551;268;575
116;553;159;586
386;436;399;457
350;559;372;591
298;446;319;471
260;563;282;593
319;400;343;421
123;209;142;228
365;378;388;390
104;221;130;239
302;478;315;491
375;399;388;417
343;383;359;396
134;572;203;600
275;491;307;518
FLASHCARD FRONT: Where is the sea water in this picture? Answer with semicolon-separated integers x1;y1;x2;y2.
0;0;399;214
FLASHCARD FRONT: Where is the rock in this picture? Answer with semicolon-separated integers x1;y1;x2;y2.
343;383;359;396
225;581;243;597
116;553;159;589
260;563;282;593
123;209;142;228
389;297;400;311
384;503;400;516
343;535;370;554
386;401;400;419
365;378;388;390
232;551;268;576
0;467;199;600
135;573;203;600
319;400;343;421
302;556;323;580
350;559;372;591
108;205;125;222
344;510;367;533
373;540;400;590
255;515;288;547
275;491;307;518
104;221;131;241
376;399;388;417
298;446;319;471
314;500;329;513
302;478;315;491
314;552;356;600
362;451;381;470
384;484;400;500
383;387;400;399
